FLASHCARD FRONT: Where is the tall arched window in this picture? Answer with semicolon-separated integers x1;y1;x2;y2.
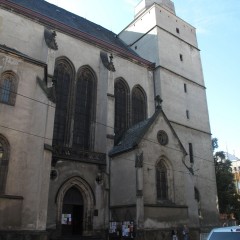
156;161;168;200
73;67;96;150
114;78;129;143
53;58;74;146
0;135;10;194
132;85;146;125
0;71;18;106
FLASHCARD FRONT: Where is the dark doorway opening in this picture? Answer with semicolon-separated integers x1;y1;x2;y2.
61;187;84;236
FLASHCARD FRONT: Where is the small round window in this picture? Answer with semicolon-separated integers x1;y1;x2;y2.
157;130;168;146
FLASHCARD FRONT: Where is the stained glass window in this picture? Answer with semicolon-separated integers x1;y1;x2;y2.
0;72;18;106
73;67;96;150
132;86;146;125
114;79;129;143
53;60;74;146
156;161;168;200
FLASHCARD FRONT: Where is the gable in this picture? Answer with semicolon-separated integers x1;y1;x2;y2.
109;108;187;157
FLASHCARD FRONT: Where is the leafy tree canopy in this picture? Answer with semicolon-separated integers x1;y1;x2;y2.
214;150;240;218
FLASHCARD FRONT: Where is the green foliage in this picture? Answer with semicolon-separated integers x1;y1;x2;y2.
212;138;219;152
214;151;240;219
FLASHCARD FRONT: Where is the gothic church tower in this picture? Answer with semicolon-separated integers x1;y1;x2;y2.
119;0;219;233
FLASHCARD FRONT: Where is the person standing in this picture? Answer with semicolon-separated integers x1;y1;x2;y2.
182;225;189;240
171;228;178;240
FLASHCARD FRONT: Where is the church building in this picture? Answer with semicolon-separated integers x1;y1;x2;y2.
0;0;219;239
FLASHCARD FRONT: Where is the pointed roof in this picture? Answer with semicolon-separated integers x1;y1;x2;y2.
109;107;187;157
2;0;154;68
8;0;130;51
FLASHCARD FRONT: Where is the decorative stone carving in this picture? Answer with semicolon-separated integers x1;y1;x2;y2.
44;28;58;50
52;145;106;166
135;152;143;168
100;51;116;72
37;76;56;103
155;95;163;109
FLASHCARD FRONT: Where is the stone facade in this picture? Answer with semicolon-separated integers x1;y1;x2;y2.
0;0;219;240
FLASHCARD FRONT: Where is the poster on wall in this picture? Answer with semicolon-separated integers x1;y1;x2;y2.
122;221;134;238
109;221;134;238
61;214;72;225
109;221;117;233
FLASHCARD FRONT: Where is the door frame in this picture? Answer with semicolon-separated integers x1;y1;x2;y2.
56;176;95;236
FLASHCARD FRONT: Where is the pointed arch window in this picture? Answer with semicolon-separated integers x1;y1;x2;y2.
0;71;18;106
0;135;10;194
114;79;129;143
156;161;168;200
53;59;74;146
73;67;96;150
132;86;147;125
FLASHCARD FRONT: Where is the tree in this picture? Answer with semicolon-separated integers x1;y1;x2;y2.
214;151;240;219
212;138;219;152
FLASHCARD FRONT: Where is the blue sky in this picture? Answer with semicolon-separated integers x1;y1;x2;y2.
46;0;240;158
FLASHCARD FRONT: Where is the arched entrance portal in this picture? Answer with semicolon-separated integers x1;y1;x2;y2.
56;177;95;236
62;187;83;235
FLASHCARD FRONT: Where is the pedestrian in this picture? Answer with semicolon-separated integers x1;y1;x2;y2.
171;228;178;240
182;224;189;240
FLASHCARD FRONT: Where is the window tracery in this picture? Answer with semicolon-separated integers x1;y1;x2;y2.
0;71;18;106
52;59;97;153
132;86;147;125
73;67;96;150
53;59;74;146
156;161;168;200
114;79;129;143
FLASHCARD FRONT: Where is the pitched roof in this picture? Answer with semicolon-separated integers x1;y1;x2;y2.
109;109;161;157
109;107;187;157
0;44;47;67
6;0;146;61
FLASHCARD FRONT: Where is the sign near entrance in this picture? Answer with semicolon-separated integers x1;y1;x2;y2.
61;214;72;225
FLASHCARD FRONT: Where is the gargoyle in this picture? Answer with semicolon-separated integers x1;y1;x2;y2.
100;51;116;72
44;28;58;50
37;76;56;103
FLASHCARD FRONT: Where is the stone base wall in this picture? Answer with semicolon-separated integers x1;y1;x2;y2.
0;195;23;229
0;231;48;240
